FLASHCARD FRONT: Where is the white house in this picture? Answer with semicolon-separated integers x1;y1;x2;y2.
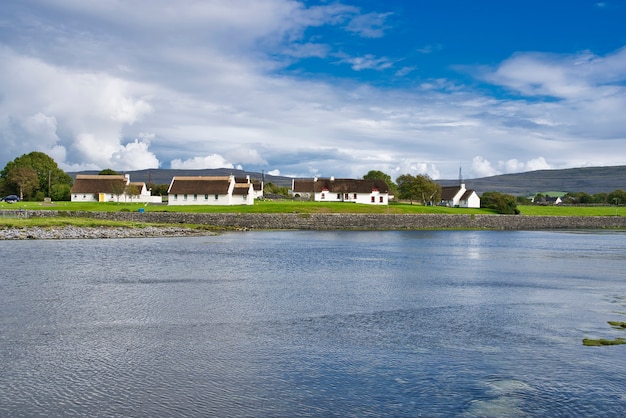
167;175;254;205
440;183;481;208
71;174;162;203
291;177;389;205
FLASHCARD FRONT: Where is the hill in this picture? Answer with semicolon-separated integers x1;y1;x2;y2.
439;165;626;195
69;165;626;196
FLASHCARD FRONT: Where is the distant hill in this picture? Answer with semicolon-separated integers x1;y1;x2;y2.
439;165;626;195
69;165;626;196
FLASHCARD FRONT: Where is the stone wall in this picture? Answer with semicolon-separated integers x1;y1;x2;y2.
26;210;626;230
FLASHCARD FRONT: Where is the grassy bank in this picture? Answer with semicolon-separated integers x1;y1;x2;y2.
2;200;496;214
2;200;625;217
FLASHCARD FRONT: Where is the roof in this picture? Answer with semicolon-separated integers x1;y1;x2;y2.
441;185;462;201
294;178;389;194
168;176;231;194
293;179;316;193
232;183;252;195
461;190;477;200
71;175;127;194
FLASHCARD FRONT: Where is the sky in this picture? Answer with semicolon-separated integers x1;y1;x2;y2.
1;0;625;180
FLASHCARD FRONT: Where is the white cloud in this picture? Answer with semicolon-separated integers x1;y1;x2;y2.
345;12;392;38
267;169;281;176
338;53;395;71
170;154;235;170
472;156;499;178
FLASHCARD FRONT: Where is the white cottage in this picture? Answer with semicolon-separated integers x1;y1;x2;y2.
71;174;162;203
292;177;389;205
167;175;254;205
440;183;481;208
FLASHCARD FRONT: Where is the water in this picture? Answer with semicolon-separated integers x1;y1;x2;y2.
1;230;626;417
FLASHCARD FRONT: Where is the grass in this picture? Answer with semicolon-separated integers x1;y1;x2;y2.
1;200;497;214
518;205;626;216
2;200;625;217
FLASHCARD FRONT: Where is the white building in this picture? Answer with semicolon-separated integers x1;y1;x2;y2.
71;174;162;203
167;175;254;205
440;183;481;208
291;177;389;205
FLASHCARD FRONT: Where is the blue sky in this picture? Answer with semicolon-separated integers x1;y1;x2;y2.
1;0;625;180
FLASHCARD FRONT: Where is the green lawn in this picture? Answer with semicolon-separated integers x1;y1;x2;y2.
1;200;624;216
518;205;626;216
1;200;495;214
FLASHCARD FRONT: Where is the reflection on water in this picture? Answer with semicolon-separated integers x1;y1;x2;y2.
1;230;626;417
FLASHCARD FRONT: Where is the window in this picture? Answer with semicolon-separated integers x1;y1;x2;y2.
380;196;383;203
321;193;325;199
204;194;209;200
243;194;247;200
174;194;178;200
183;194;188;200
214;194;219;200
353;193;357;199
344;193;348;200
371;196;375;203
337;193;341;199
193;194;197;201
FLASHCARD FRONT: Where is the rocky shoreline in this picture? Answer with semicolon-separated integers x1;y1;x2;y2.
0;225;215;240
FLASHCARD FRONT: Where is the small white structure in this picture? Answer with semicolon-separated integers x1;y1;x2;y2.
71;174;162;203
440;183;481;208
291;177;389;205
167;175;254;205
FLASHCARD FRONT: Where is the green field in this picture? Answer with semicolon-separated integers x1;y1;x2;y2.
2;200;625;216
1;200;495;214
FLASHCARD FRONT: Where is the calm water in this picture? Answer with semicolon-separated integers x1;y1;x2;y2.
1;230;626;417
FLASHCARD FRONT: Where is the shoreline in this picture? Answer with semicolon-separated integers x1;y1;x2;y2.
2;211;626;239
0;225;216;240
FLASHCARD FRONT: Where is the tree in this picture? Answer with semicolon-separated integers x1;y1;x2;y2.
125;184;140;202
99;168;119;175
481;191;520;214
396;174;441;205
363;170;398;196
608;189;626;206
7;167;39;200
1;152;73;200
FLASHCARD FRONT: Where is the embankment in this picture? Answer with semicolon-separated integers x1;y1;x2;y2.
25;211;626;230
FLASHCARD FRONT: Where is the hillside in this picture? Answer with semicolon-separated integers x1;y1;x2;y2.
439;165;626;195
70;165;626;196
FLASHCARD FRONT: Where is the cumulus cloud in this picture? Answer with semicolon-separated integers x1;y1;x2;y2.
170;154;235;170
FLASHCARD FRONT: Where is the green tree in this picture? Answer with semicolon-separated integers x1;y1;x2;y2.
363;170;398;196
608;189;626;206
264;182;289;197
396;174;441;205
147;183;169;196
481;191;520;214
7;167;39;200
1;152;73;200
99;168;119;175
126;184;140;202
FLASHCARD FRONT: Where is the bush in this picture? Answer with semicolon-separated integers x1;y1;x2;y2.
481;192;520;214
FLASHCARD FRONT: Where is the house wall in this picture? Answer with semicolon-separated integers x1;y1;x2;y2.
168;193;231;205
462;193;481;208
314;191;388;204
